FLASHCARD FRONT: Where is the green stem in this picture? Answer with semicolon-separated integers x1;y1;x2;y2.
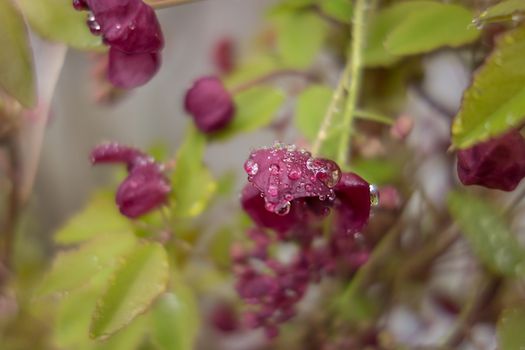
336;0;368;166
312;64;351;157
354;109;393;125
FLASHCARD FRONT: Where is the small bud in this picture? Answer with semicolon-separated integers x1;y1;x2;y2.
390;114;414;140
91;142;170;218
184;76;235;133
210;302;239;333
212;37;236;75
457;130;525;191
73;0;89;11
116;163;170;218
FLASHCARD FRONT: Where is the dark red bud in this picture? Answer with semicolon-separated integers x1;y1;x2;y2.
184;76;235;133
116;163;170;218
73;0;89;11
457;130;525;191
213;37;236;75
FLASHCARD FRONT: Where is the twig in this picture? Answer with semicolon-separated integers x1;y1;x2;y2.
1;136;21;270
336;0;368;166
145;0;206;10
230;69;316;94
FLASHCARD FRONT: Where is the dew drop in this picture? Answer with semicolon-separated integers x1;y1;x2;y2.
288;169;302;180
369;184;380;207
269;164;280;175
275;201;291;216
244;159;259;176
268;184;279;197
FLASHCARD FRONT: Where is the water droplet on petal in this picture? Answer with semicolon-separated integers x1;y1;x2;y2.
369;184;380;207
269;164;280;175
244;159;259;176
288;169;301;180
275;201;291;216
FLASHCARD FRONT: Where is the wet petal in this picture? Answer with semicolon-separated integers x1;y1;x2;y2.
108;48;161;88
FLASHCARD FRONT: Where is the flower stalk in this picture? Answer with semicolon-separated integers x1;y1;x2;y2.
336;0;368;166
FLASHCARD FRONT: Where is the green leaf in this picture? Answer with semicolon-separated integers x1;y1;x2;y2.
364;1;479;66
90;243;169;339
477;0;525;24
214;86;285;139
38;233;137;296
55;192;131;244
17;0;102;50
268;0;315;16
223;55;281;89
295;84;332;141
364;1;427;66
150;288;200;350
448;191;525;277
498;307;525;350
318;0;352;23
0;0;36;107
384;2;478;55
54;286;147;350
294;84;341;158
350;158;401;185
274;12;329;68
452;25;525;148
171;127;216;217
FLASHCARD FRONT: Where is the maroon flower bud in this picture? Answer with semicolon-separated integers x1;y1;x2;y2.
91;142;170;218
73;0;89;11
334;173;371;235
108;48;161;88
244;144;341;215
75;0;164;89
213;37;236;75
116;162;170;218
457;130;525;191
184;76;235;133
210;302;239;333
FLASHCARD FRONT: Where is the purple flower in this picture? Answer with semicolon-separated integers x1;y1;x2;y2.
457;130;525;191
74;0;164;88
184;76;235;133
90;143;170;218
244;144;341;215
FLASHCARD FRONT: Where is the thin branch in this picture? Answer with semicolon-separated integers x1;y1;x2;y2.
336;0;368;166
2;136;21;270
145;0;206;10
311;65;350;157
230;69;316;95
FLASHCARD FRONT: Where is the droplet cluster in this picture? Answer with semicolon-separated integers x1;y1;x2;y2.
244;143;341;215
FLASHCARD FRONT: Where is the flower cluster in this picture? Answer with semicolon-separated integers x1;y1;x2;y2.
457;129;525;191
73;0;164;88
234;144;374;337
90;142;170;218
